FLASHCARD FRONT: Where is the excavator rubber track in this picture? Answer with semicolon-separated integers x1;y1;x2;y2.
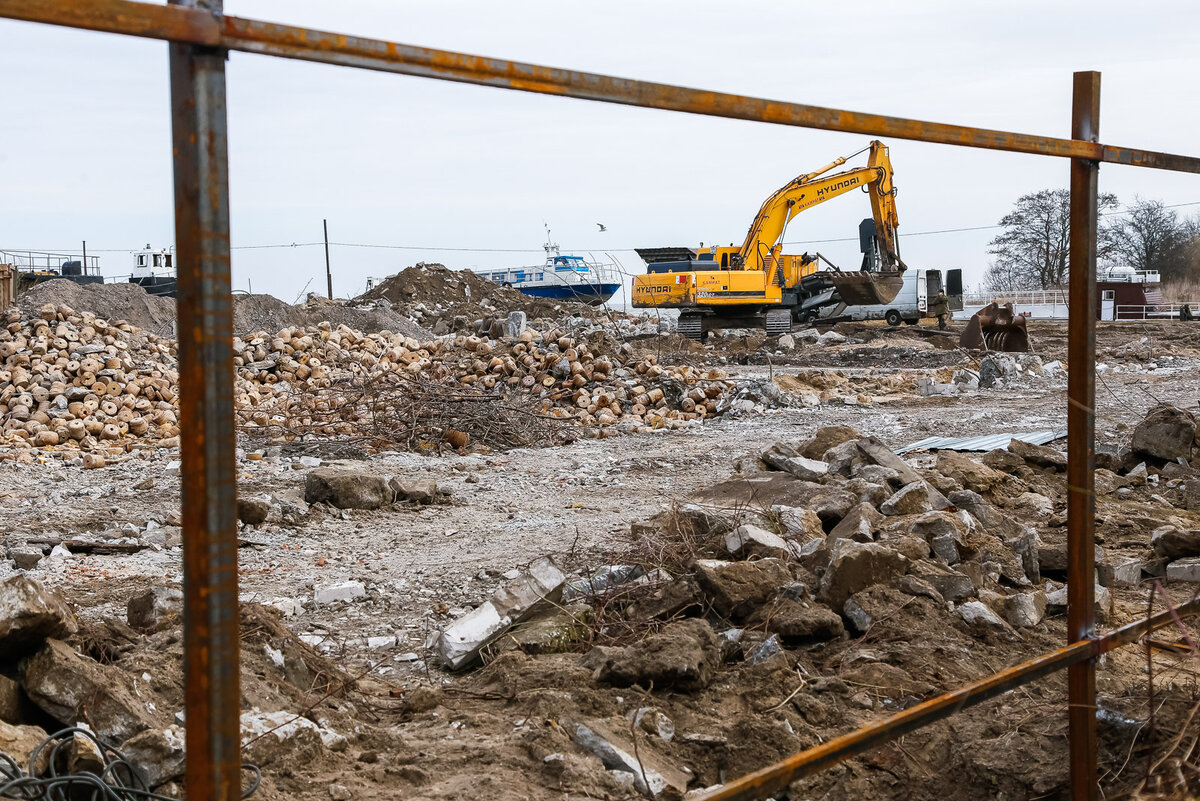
764;308;792;335
678;313;705;342
828;270;904;306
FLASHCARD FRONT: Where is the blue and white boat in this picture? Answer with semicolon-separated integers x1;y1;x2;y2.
480;232;621;306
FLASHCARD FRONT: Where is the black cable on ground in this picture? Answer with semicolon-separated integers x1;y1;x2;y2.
0;727;260;800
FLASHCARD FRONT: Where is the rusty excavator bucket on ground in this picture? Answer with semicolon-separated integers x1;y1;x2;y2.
829;270;904;306
959;302;1030;352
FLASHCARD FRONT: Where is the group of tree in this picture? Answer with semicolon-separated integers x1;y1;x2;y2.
983;189;1199;291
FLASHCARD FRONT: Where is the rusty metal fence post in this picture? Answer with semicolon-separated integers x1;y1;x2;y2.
1067;69;1101;801
168;0;241;797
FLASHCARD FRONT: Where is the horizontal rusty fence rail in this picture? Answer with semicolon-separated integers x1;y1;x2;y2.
5;0;1200;174
692;597;1200;801
5;3;1200;801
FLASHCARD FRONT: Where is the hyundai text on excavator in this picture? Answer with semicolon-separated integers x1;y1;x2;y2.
632;140;908;340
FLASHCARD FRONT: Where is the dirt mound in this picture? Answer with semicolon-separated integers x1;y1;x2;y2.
295;295;433;340
232;294;433;339
15;282;433;341
18;280;175;335
359;262;601;329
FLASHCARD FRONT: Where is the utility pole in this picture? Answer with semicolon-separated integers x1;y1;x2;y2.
323;219;332;299
81;240;87;276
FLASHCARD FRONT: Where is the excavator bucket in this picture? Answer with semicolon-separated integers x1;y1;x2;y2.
829;271;904;306
959;302;1030;352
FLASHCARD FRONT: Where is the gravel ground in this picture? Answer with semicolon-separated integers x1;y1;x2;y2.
2;321;1196;679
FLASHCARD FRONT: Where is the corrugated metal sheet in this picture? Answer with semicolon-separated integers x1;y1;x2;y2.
896;430;1066;454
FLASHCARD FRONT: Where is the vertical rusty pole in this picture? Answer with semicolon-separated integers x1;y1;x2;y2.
324;218;333;299
169;0;241;798
1067;69;1101;801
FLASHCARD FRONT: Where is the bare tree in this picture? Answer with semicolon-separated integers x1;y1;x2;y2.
1104;197;1188;280
983;189;1118;290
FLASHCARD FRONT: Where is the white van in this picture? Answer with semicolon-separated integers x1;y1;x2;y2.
820;268;963;326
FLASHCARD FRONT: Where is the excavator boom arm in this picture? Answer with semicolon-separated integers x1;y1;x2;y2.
739;140;901;273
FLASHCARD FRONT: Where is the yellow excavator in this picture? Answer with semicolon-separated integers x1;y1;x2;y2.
632;140;907;340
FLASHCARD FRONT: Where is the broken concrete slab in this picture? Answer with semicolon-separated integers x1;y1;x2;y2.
880;481;951;516
855;437;923;485
1151;526;1200;560
437;603;507;669
314;580;366;605
1109;556;1144;586
0;575;77;653
121;725;187;786
1002;590;1047;627
584;618;721;692
240;708;346;767
918;378;959;397
563;565;645;601
1008;438;1066;470
1045;584;1111;618
829;502;883;543
627;575;704;621
817;539;909;608
801;425;861;461
23;639;164;742
935;451;1009;494
509;603;592;655
692;559;791;621
0;720;50;774
437;557;565;669
573;721;688;798
909;559;975;603
1166;557;1200;583
389;477;440;505
1132;404;1197;462
490;556;567;618
747;598;843;644
724;524;798;560
126;586;183;632
9;548;43;571
773;505;825;541
957;600;1015;636
1009;492;1054;518
304;468;392;509
761;444;830;482
237;496;271;526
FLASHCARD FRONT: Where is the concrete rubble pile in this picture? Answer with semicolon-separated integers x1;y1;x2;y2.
0;574;355;795
426;405;1200;798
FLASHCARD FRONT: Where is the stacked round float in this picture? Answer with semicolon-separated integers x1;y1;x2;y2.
0;304;179;458
0;306;738;454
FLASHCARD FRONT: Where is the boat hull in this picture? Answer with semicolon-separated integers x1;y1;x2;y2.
513;283;619;306
130;276;178;298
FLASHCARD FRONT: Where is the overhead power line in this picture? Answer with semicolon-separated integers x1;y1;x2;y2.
13;200;1200;256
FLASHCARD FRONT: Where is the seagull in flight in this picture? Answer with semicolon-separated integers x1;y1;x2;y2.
596;223;607;232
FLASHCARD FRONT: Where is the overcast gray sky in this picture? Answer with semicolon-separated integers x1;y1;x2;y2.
3;0;1199;306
